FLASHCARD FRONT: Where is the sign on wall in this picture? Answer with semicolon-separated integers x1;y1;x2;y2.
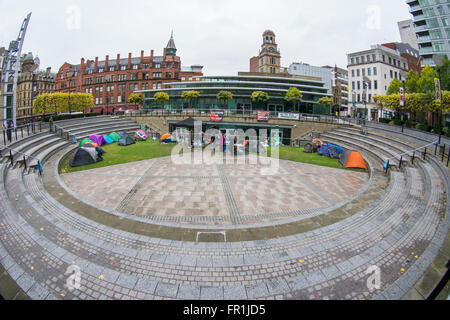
210;110;224;122
278;112;299;120
257;111;270;122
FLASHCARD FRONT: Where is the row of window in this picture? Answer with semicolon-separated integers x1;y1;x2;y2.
83;62;179;75
350;54;407;69
84;72;177;85
351;80;379;91
85;82;164;95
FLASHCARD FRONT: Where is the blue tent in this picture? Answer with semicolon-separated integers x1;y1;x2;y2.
318;143;329;156
328;143;343;154
328;146;340;159
103;135;114;144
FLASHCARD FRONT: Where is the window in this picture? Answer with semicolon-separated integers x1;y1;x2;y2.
382;55;385;62
143;73;149;80
154;63;161;68
143;64;149;69
372;54;376;62
394;71;398;79
98;68;104;73
352;81;355;90
120;65;127;71
132;64;139;70
357;81;361;90
108;66;115;72
367;55;370;62
181;77;186;81
117;96;122;103
357;69;360;77
110;96;114;104
352;70;355;77
153;72;162;79
165;72;172;79
374;80;378;90
118;74;126;81
356;57;360;64
361;56;365;63
351;58;355;64
362;69;365;77
388;57;392;65
390;70;393;78
368;68;371;76
130;73;138;80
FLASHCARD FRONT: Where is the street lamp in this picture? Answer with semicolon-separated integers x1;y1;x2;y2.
433;55;444;144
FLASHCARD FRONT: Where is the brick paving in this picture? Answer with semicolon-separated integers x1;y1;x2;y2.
0;118;448;300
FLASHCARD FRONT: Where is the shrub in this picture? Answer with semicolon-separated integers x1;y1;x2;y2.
379;118;391;124
404;120;413;128
415;123;429;132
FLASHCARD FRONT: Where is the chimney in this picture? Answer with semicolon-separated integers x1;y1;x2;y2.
80;58;85;71
128;52;132;69
116;54;120;69
105;55;109;70
141;50;144;61
94;57;98;72
151;50;154;61
46;67;51;75
163;48;167;59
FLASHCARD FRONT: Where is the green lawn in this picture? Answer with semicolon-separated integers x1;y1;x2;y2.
60;142;367;174
59;140;177;174
268;146;366;172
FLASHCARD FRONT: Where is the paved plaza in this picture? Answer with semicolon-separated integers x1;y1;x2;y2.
61;157;368;226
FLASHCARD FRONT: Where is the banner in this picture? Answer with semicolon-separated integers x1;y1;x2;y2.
399;87;405;107
435;78;441;106
278;112;299;120
257;111;270;122
210;110;224;122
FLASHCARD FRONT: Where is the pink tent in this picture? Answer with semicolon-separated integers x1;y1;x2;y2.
89;134;107;146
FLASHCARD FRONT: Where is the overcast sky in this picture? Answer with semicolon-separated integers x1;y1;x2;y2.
0;0;413;76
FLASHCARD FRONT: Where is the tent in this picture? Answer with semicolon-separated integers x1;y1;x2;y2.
317;143;330;156
118;132;135;146
339;150;367;170
134;129;148;141
175;117;196;128
79;138;94;148
109;132;121;142
328;143;343;154
69;147;103;167
82;142;99;149
89;134;107;146
161;133;172;141
328;146;340;159
103;135;114;144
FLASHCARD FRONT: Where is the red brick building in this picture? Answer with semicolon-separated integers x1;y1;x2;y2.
55;34;203;113
382;42;422;75
249;56;259;73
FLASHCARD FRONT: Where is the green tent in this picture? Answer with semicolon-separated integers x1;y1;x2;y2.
79;138;94;148
109;132;121;142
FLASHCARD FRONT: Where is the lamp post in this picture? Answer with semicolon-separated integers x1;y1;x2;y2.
400;80;406;133
433;55;444;144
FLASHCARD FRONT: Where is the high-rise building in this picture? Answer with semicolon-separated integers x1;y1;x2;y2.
347;45;409;120
406;0;450;67
55;34;203;113
398;19;420;50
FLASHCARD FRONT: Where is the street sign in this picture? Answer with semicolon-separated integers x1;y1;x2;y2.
435;78;441;106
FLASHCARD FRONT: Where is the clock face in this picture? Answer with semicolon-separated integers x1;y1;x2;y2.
269;47;274;52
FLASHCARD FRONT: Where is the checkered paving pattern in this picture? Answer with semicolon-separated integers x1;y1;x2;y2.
61;157;368;225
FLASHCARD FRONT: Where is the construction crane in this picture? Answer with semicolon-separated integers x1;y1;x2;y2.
0;12;32;129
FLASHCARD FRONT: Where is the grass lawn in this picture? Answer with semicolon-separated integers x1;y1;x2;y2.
60;141;367;174
268;146;367;172
59;140;177;174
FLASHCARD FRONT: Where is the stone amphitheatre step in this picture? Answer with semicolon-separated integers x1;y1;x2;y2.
52;115;111;126
58;119;136;132
0;119;448;300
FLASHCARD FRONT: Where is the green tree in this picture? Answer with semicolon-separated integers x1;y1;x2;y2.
181;90;200;109
387;78;403;95
317;97;333;114
405;70;420;93
216;90;233;109
284;87;303;112
418;65;439;93
251;91;269;109
154;92;170;109
436;55;450;91
128;93;145;109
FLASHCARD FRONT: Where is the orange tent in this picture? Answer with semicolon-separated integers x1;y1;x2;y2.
161;133;172;141
339;150;367;170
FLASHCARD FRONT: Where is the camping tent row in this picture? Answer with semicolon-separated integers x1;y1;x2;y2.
70;130;149;167
317;143;367;170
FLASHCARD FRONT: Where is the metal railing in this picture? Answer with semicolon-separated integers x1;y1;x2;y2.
123;109;359;126
1;121;47;145
0;143;43;175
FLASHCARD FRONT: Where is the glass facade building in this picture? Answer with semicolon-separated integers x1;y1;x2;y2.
138;73;332;115
406;0;450;66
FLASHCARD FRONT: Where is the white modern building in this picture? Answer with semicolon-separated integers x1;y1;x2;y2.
398;19;420;50
347;45;409;120
288;62;332;95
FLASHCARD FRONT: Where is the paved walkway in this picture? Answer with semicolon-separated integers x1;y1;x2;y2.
61;157;368;226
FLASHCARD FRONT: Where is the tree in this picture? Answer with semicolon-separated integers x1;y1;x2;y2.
387;78;403;95
436;55;450;91
128;93;145;109
251;91;269;109
317;97;333;114
417;65;439;93
216;90;233;109
405;70;420;93
33;92;94;117
154;92;170;109
181;91;200;109
284;87;303;112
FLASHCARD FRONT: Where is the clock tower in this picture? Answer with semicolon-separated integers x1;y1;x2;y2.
258;30;281;74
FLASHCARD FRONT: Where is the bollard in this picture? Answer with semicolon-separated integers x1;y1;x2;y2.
23;155;27;171
447;148;450;167
424;147;427;160
9;150;13;166
399;156;403;169
27;124;29;136
15;129;17;141
442;145;446;162
412;151;415;165
435;143;438;155
2;130;5;144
